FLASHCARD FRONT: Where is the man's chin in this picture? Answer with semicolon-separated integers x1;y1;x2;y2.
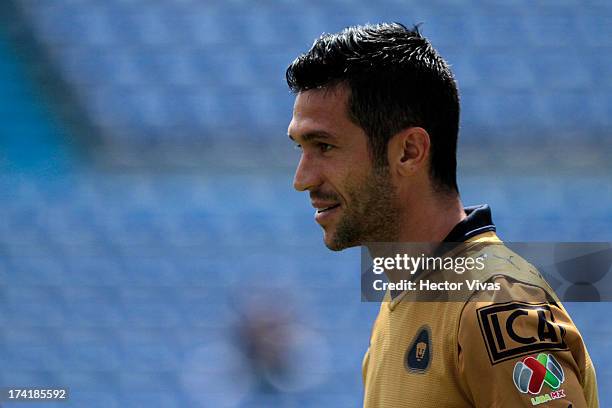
323;230;359;251
324;240;346;252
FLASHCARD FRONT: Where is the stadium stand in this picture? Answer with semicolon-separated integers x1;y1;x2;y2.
12;0;612;152
0;0;610;406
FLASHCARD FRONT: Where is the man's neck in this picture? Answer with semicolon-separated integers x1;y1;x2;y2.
396;192;466;243
365;192;466;286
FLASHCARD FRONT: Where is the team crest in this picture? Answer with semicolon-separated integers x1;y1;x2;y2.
513;353;566;405
405;325;431;373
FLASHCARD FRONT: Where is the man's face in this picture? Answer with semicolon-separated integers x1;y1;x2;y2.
288;85;400;251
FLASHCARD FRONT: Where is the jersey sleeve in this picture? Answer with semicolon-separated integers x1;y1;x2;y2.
457;276;599;408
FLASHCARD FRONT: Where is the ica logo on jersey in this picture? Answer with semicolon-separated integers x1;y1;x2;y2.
477;302;567;364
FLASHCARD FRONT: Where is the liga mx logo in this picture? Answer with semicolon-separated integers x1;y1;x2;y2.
513;353;566;404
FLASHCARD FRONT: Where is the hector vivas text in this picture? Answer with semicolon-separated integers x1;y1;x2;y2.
370;253;502;293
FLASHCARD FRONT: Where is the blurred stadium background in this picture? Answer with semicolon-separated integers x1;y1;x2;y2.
0;0;610;407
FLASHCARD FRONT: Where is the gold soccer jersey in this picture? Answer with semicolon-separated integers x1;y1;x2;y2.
362;207;599;408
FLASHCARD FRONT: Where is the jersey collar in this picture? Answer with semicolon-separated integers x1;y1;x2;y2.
387;204;498;310
443;204;496;243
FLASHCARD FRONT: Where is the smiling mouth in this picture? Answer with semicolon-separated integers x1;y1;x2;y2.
316;204;341;213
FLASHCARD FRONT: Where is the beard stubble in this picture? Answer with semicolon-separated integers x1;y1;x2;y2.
328;166;400;251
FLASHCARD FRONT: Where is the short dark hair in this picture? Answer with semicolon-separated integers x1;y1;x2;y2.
286;22;460;193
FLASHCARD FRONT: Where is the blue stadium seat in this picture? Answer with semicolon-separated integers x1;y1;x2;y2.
524;13;580;47
1;0;611;404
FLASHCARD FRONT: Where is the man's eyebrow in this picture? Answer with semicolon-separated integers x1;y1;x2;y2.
288;131;337;143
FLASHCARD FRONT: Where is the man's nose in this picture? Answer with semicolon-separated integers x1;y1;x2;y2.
293;154;321;192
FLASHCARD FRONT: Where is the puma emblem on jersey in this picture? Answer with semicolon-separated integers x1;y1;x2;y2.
405;325;431;373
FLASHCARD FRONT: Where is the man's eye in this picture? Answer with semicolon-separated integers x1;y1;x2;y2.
294;144;302;150
318;143;333;152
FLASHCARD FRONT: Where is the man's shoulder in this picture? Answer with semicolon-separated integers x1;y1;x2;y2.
460;235;558;303
456;235;579;371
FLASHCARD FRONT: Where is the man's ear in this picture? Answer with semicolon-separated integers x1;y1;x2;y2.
387;127;431;176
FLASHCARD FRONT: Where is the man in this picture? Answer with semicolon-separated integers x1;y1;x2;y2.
286;23;599;407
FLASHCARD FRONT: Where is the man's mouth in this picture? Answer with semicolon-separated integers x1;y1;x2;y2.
314;202;342;224
316;204;341;214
